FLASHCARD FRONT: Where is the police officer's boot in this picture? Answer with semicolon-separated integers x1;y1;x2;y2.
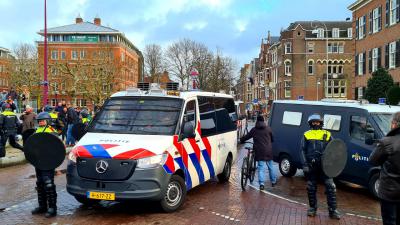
306;181;317;217
31;182;47;214
44;180;57;218
325;179;340;220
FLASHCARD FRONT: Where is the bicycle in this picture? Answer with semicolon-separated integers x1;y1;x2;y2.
241;141;256;191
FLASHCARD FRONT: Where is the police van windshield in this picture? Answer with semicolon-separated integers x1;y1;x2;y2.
88;97;183;135
371;113;393;136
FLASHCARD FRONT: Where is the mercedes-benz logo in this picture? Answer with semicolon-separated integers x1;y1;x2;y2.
95;160;108;174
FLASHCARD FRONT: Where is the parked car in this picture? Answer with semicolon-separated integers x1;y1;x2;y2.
268;99;400;196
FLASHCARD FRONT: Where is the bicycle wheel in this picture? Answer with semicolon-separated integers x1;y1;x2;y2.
249;153;256;183
241;156;249;190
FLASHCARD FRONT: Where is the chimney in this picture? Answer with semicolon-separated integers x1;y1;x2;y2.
76;13;83;23
267;30;271;44
94;15;101;26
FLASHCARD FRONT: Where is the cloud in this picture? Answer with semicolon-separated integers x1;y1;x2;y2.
235;20;248;33
183;21;208;31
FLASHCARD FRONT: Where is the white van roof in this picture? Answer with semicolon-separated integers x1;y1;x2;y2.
110;90;234;101
273;100;400;114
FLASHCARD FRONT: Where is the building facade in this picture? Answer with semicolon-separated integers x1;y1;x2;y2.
269;21;354;101
37;16;143;108
0;47;12;91
349;0;400;99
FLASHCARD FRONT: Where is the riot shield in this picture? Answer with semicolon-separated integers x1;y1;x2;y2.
321;139;348;178
23;133;66;170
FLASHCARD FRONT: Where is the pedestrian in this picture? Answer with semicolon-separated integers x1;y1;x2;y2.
58;107;68;141
19;105;37;144
0;90;7;103
31;112;58;218
369;111;400;225
7;87;19;113
0;103;24;157
55;102;63;114
240;115;277;190
301;114;340;219
66;102;79;146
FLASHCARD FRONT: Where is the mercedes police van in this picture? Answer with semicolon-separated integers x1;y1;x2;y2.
269;99;400;196
66;85;238;212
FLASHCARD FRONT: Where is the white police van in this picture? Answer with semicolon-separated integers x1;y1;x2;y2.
66;85;238;212
269;99;400;196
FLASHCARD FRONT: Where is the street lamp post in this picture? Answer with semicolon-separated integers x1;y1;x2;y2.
43;0;49;106
311;21;329;99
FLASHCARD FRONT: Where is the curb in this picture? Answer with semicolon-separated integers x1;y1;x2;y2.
0;147;72;168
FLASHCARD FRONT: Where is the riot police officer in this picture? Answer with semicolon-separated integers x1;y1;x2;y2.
31;112;58;218
301;114;340;219
44;105;63;135
80;108;91;125
0;103;23;157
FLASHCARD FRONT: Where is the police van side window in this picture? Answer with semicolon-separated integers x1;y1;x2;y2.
350;116;367;141
183;100;196;126
282;111;302;126
198;96;217;136
213;97;237;133
323;114;342;131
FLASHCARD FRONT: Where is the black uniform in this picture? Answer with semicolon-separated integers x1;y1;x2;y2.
0;110;23;157
301;128;340;219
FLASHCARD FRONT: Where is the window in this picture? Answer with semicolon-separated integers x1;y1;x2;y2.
332;28;340;38
325;79;347;98
284;80;291;98
358;53;364;75
390;0;398;25
323;114;342;131
358;16;365;39
372;48;379;72
347;28;353;38
60;51;66;60
121;52;125;62
389;41;396;68
51;50;58;60
285;61;291;76
213;97;236;133
183;100;197;128
80;50;86;59
350;116;368;141
372;7;380;33
51;99;57;107
317;28;325;38
53;35;60;42
338;43;344;53
358;87;364;99
282;111;302;126
285;42;292;54
71;50;78;60
307;42;314;53
328;43;344;53
308;60;314;75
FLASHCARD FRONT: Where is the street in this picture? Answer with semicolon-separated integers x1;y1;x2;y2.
0;142;381;225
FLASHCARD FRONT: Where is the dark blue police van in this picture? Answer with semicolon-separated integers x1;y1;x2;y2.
268;100;400;196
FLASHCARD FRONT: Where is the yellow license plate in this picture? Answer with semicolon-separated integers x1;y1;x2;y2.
87;191;115;200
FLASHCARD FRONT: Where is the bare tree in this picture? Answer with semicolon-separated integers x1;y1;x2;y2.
144;44;164;83
191;42;213;90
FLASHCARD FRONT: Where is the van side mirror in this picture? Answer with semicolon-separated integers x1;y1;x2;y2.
365;127;375;145
181;122;195;139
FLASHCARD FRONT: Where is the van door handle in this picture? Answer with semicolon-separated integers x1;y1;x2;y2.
195;139;201;143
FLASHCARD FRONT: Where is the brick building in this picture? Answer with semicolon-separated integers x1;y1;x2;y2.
37;15;143;108
348;0;400;100
269;21;354;101
0;47;12;91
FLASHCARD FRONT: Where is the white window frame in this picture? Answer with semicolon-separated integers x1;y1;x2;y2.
317;28;325;38
308;60;314;75
347;27;353;38
80;50;86;59
332;28;340;38
51;99;57;107
389;41;396;69
307;42;314;53
285;42;292;54
372;48;379;72
390;0;397;26
358;53;364;75
51;50;58;60
284;80;291;98
60;51;66;60
358;16;365;39
323;114;342;131
71;50;78;60
284;60;291;76
358;87;364;99
373;7;380;33
282;111;302;126
338;43;344;53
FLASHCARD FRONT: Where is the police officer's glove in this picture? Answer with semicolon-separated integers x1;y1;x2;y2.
303;165;310;174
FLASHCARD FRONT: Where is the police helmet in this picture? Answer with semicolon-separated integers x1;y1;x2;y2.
44;105;53;112
1;103;12;111
37;112;52;121
80;109;89;118
308;114;323;127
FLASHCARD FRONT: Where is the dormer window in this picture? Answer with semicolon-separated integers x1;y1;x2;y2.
317;28;325;38
332;28;340;38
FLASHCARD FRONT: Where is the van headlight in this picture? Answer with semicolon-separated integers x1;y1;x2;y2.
68;151;77;163
137;154;167;169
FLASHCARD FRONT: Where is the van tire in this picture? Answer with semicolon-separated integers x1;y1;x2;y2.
160;175;186;213
74;196;100;206
368;173;380;198
279;155;297;177
218;156;232;183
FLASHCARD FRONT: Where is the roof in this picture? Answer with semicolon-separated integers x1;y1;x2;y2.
270;36;280;44
285;21;352;31
111;90;234;100
0;47;10;52
273;100;400;114
38;22;119;34
348;0;371;11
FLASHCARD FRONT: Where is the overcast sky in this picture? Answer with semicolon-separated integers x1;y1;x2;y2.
0;0;354;73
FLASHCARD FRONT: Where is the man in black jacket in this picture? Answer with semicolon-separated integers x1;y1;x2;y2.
0;103;23;157
369;111;400;225
240;115;276;190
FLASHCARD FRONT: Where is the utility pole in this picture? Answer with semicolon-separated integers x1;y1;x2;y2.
43;0;49;106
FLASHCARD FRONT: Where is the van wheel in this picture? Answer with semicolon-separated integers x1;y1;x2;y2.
368;173;380;198
279;155;297;177
160;175;186;213
74;196;100;206
217;156;232;183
